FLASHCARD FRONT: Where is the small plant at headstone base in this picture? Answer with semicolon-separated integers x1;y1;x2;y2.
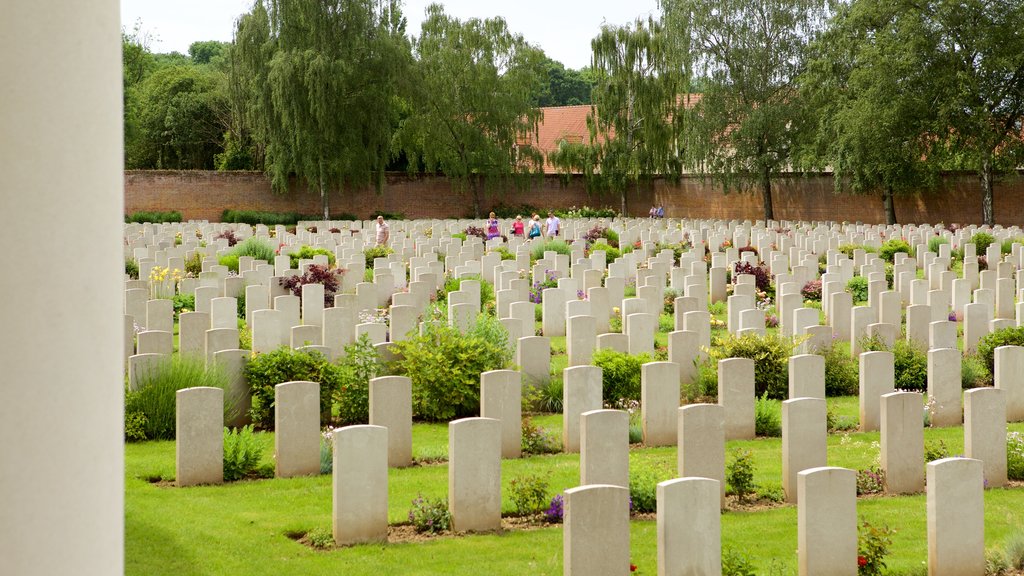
710;333;795;400
443;274;495;308
361;245;394;268
125;355;229;440
244;347;343;429
389;314;511;421
592;348;652;406
827;409;858;432
976;325;1024;376
521;417;560;455
1007;432;1024;481
970;232;996;255
628;466;660;514
529;239;572;262
305;527;334;550
821;344;860;396
801;280;823;301
959;355;988;389
508;474;551;516
726;449;756;503
857;519;894;576
408;494;451;534
214;229;240;247
172;293;195;319
721;547;757;576
1000;529;1024;571
543;494;564;523
125;258;139;280
529;270;560;304
927;235;950;254
223;425;265;481
124;410;148;442
732;261;773;293
319;428;334;474
662;288;681;314
862;337;928;392
334;335;383;425
683;356;719;402
754;393;782;437
846;276;869;303
924;439;951;462
184;252;203;276
878;238;912;263
279;264;343;306
856;466;886;495
237;319;252;351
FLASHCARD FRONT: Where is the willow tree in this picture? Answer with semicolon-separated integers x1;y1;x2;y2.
396;4;547;218
233;0;410;218
548;17;684;216
799;0;941;225
664;0;830;222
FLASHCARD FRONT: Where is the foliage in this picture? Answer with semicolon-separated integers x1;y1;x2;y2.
879;239;912;263
721;548;757;576
754;393;782;437
821;344;860;396
491;247;516;261
244;348;343;429
234;0;409;218
1008;432;1024;481
334;335;384;426
846;276;869;303
488;203;539;219
928;236;950;254
304;527;334;550
856;467;886;495
726;449;756;502
544;494;564;523
711;333;796;399
961;354;990;388
234;236;277;263
801;280;822;301
220;210;322;226
320;430;334;474
389;315;511;421
223;425;265;481
279;265;342;305
529;270;560;304
214;229;240;247
363;245;394;268
521;417;560;455
396;4;546;217
287;246;336;269
125;355;228;440
863;337;928;392
684;356;720;402
837;244;877;259
555;206;619;219
925;439;950;462
408;494;451;534
124;411;148;442
184;252;203;276
628;466;660;514
592;349;652;406
1003;530;1024;570
858;519;894;576
732;261;772;293
535;58;594;107
530;239;572;262
971;232;997;256
443;274;495;308
172;294;195;318
508;474;551;516
976;325;1024;376
125;259;139;279
125;210;182;223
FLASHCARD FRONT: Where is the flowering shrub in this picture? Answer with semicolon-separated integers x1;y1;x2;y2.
856;467;886;495
858;519;894;575
801;280;823;301
529;270;559;303
521;417;560;455
544;494;564;523
408;495;451;534
509;474;551;516
279;264;342;306
732;261;772;292
214;229;240;247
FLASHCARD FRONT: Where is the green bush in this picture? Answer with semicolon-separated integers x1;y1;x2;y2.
858;519;895;576
1008;432;1024;481
223;425;265;481
184;252;203;276
628;466;661;513
1001;237;1024;255
244;348;343;429
125;259;139;279
684;356;720;402
489;203;539;219
334;335;384;425
594;244;621;261
754;393;781;437
837;244;877;259
491;247;516;261
521;417;560;454
172;293;195;318
234;237;277;262
289;245;336;269
508;474;551;516
726;449;756;502
722;548;757;576
530;239;572;262
221;209;326;226
846;276;869;303
976;325;1024;376
711;333;796;399
961;353;990;388
389;315;511;421
927;235;950;254
363;245;394;268
408;494;451;534
125;355;228;440
970;232;996;255
879;238;912;263
821;344;860;396
863;337;928;391
592;348;652;406
124;411;148;442
443;274;495;308
126;210;182;223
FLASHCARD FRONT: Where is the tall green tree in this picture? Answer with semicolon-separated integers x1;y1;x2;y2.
536;58;593;107
396;4;547;218
664;0;831;222
234;0;410;218
925;0;1024;225
800;0;941;224
548;17;684;216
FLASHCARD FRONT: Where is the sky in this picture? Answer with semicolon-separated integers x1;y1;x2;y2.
121;0;660;70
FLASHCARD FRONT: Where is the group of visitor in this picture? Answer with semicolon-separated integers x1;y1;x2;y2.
486;211;559;240
649;205;665;219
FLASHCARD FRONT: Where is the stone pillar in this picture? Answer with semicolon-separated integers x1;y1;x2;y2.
563;485;630;576
480;369;522;459
782;398;827;504
657;478;721;576
718;358;755;440
641;361;680;447
964;388;1007;488
678;404;726;506
562;366;604;453
798;467;857;576
175;387;224;487
859;351;895;432
2;2;124;570
332;425;388;546
580;409;629;487
449;417;502;532
927;458;985;576
927;348;963;427
275;381;322;478
369;376;413;467
881;391;925;494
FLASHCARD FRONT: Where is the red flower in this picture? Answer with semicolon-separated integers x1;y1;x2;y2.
630;564;637;572
858;556;868;567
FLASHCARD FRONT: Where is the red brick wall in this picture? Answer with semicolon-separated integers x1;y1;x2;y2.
125;170;1024;225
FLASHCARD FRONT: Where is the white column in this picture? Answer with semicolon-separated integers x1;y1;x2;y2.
1;2;124;574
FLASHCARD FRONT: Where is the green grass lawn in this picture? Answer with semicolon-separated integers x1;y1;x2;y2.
126;402;1024;576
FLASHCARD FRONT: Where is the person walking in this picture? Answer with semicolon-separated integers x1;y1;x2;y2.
375;215;390;246
545;211;560;238
510;214;525;237
486;211;500;240
527;213;542;239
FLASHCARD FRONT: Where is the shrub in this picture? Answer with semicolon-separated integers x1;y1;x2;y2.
184;252;203;276
124;411;148;442
818;344;859;396
125;259;139;279
125;210;182;223
223;425;264;481
722;548;757;576
961;354;990;388
125;355;228;440
1008;432;1024;481
846;276;869;302
491;246;516;260
279;265;342;306
595;245;622;261
244;348;343;429
732;261;772;292
389;315;511;421
925;439;950;462
214;229;240;247
754;393;781;437
408;495;451;534
544;494;564;523
305;528;334;550
555;205;618;218
879;238;912;263
726;449;756;502
856;467;886;495
334;335;384;425
858;519;894;576
443;274;495;308
970;232;996;255
489;203;538;219
288;245;336;269
837;244;878;259
234;236;276;263
171;293;195;318
521;417;560;455
801;280;822;301
508;474;551;516
1001;237;1024;255
363;245;394;268
628;466;660;513
592;348;652;406
684;356;720;401
976;325;1024;376
530;239;572;261
711;333;796;399
221;209;328;226
927;235;950;254
863;337;928;391
1003;530;1024;570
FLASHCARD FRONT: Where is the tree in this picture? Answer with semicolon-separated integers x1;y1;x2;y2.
536;58;593;107
547;17;684;216
664;0;831;222
188;40;230;66
925;0;1024;225
800;0;942;224
233;0;410;218
396;4;547;218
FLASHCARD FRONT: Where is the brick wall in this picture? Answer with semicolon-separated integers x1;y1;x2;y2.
125;170;1024;225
